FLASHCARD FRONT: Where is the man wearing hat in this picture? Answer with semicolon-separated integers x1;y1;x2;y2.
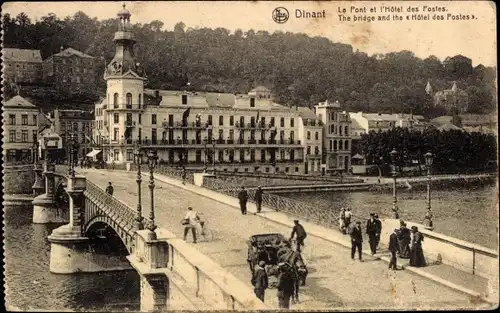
349;221;363;260
277;262;295;309
366;213;378;255
255;186;263;214
251;260;268;302
388;228;400;270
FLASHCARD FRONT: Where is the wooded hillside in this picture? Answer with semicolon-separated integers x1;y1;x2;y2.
3;12;496;115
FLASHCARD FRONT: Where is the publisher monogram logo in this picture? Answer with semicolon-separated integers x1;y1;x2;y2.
272;7;289;24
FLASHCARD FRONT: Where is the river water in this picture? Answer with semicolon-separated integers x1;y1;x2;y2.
4;206;140;312
281;184;499;249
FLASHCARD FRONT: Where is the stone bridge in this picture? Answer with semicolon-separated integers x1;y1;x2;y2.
31;163;268;311
28;162;498;310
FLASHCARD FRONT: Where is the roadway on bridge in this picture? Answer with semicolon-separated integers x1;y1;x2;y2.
81;169;482;310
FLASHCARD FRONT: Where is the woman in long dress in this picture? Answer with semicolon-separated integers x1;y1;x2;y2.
396;221;411;258
409;226;427;267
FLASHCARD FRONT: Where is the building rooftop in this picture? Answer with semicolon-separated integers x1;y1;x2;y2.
52;47;95;59
3;48;42;63
438;123;464;132
4;95;38;108
350;118;364;130
296;107;317;120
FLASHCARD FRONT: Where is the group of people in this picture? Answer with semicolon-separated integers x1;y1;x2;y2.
252;260;298;309
388;220;427;268
347;213;427;269
237;186;264;215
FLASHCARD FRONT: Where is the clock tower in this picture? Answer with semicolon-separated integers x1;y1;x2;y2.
104;4;146;163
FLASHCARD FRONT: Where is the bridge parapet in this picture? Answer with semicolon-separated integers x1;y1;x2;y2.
204;178;364;229
129;228;270;311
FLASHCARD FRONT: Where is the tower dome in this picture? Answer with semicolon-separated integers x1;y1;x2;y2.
118;4;131;20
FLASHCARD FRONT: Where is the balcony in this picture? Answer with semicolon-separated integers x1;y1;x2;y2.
248;139;256;144
259;139;267;144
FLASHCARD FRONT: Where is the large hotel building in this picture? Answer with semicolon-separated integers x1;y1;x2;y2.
92;6;352;175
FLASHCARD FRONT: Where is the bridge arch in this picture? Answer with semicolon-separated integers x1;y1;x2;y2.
84;215;135;254
85;219;131;257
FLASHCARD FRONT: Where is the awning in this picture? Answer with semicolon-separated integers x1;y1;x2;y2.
352;154;365;160
86;150;102;157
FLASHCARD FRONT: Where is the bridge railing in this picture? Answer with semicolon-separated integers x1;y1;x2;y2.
84;180;144;234
203;178;364;230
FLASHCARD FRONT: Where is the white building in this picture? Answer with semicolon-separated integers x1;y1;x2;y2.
349;112;427;135
314;100;352;174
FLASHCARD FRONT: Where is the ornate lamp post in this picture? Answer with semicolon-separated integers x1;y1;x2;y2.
423;152;434;230
390;148;399;219
203;136;209;172
134;143;144;230
146;149;159;240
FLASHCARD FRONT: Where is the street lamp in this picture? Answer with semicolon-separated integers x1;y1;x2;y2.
423;152;434;230
146;149;158;240
134;143;144;230
203;136;208;173
390;148;399;219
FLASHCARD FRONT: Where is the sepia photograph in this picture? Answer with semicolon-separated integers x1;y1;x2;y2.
1;0;498;311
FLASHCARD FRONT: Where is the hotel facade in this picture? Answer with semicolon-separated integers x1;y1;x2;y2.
92;6;350;175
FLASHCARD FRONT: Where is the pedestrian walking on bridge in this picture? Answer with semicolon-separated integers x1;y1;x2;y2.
289;220;307;253
349;221;363;261
182;206;200;244
339;208;346;234
344;207;352;229
255;186;263;213
105;182;114;196
238;186;248;215
374;214;382;248
388;228;399;270
251;260;268;302
366;213;378;255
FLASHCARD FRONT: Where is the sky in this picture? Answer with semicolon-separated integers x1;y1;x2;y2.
3;1;497;67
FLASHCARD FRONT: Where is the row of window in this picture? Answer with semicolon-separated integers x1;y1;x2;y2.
328;140;350;151
120;148;298;163
328;124;350;136
110;113;297;128
306;131;320;141
110;93;142;108
8;130;37;143
109;128;298;142
60;121;91;132
306;146;321;155
329;112;349;122
7;114;37;126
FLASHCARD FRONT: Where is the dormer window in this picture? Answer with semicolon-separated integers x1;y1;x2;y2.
182;94;188;105
250;97;255;107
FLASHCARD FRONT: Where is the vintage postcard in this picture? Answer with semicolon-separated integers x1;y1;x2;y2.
2;0;498;311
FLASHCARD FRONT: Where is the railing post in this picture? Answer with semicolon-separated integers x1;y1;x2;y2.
472;248;476;275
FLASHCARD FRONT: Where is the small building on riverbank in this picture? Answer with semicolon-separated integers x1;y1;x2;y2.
3;95;40;164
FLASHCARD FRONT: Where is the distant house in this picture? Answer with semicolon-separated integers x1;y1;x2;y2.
3;95;40;163
349;112;427;134
43;47;100;96
2;48;43;84
434;82;469;114
430;114;497;134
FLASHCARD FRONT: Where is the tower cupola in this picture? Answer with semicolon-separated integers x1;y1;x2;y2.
104;4;145;79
